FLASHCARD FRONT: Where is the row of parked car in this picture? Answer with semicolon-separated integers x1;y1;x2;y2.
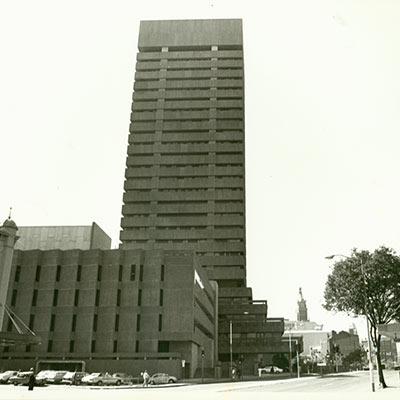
0;370;178;386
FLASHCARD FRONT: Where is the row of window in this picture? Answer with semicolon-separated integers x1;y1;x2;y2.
137;55;243;62
14;264;142;284
127;163;244;168
40;338;170;354
11;267;166;308
7;340;173;355
126;175;243;181
126;188;243;193
9;291;165;335
124;199;243;205
136;66;243;73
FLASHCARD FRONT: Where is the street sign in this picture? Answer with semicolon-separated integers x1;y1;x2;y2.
181;359;185;368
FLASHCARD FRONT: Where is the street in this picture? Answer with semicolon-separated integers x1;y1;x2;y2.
0;371;399;400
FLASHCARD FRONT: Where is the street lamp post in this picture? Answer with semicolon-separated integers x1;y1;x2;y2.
288;329;293;376
229;319;233;379
294;339;300;379
325;254;375;392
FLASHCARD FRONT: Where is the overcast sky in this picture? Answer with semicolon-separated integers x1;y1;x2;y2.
2;0;400;339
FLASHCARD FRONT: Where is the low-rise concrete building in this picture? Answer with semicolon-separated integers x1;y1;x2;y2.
1;246;217;378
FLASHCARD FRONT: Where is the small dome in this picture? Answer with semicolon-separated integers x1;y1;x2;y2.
3;218;17;229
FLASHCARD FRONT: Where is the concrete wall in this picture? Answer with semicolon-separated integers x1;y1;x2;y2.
15;225;111;251
90;223;112;250
138;19;242;49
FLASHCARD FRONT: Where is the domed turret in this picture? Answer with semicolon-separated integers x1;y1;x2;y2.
0;213;19;330
3;218;17;230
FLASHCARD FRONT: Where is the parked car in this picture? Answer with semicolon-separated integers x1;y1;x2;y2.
258;366;283;376
0;370;18;384
9;371;46;386
61;371;87;385
35;370;55;382
149;373;178;385
112;372;134;385
81;372;122;386
44;370;69;384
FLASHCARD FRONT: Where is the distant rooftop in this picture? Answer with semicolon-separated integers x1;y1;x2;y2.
15;222;111;251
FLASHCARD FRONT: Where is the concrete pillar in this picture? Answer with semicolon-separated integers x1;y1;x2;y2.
0;218;18;330
210;280;219;377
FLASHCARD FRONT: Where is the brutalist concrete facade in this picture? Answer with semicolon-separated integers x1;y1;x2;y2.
120;19;286;376
1;247;217;378
120;19;246;287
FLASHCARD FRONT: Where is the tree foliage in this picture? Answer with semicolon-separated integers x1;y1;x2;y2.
324;247;400;388
272;353;289;370
342;348;365;370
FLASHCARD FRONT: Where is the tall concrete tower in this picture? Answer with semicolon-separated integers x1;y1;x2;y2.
0;217;18;330
297;287;308;322
120;19;245;288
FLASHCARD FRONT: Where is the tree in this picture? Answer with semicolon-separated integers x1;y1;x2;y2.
272;353;289;370
342;348;365;371
324;247;400;388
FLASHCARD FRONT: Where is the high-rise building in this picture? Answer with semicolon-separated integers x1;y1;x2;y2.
120;19;246;288
120;19;287;375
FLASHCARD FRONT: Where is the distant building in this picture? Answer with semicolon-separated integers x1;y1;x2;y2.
378;322;400;367
284;288;329;364
285;288;323;331
330;330;360;358
15;223;111;251
379;337;398;367
297;288;308;322
362;335;398;368
284;329;330;362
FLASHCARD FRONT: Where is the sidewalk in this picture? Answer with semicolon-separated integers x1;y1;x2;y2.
181;372;315;385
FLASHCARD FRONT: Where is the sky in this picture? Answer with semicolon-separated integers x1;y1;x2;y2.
2;0;400;340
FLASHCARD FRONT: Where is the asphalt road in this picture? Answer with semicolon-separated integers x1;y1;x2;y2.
0;371;399;400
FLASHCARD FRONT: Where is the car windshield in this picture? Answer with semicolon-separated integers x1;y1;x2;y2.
63;372;74;379
89;373;100;377
41;370;54;377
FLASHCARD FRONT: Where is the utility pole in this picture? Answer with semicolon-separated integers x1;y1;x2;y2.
201;349;205;384
295;340;300;378
360;260;375;392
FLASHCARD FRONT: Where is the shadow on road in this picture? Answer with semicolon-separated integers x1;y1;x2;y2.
319;374;357;379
